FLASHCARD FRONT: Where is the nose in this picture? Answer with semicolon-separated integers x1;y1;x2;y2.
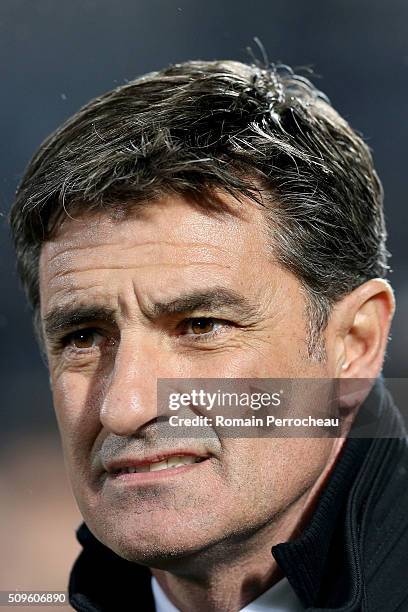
99;334;161;436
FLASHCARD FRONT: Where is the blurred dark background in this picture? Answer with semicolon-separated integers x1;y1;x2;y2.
1;0;407;436
0;0;407;593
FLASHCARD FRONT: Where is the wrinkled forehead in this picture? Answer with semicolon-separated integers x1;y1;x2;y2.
38;194;273;312
41;192;266;258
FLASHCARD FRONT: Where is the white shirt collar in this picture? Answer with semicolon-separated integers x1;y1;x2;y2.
151;575;304;611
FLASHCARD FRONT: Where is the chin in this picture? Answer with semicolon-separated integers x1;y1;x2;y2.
86;511;215;567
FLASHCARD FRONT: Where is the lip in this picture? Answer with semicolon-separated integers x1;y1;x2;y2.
108;459;210;484
105;450;211;479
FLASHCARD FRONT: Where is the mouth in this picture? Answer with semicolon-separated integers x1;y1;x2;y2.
113;455;206;474
105;452;211;482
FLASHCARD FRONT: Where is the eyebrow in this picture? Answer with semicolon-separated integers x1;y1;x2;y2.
149;288;259;319
43;287;260;340
43;306;117;340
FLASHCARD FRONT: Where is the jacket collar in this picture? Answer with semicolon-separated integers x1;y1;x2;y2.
273;377;406;610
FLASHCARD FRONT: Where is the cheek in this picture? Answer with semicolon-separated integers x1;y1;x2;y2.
264;439;332;492
51;372;100;459
224;438;333;513
204;349;307;380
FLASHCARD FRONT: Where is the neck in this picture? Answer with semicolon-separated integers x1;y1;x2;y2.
152;496;301;612
151;438;346;612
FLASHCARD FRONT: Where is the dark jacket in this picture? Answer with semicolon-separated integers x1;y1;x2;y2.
69;379;408;611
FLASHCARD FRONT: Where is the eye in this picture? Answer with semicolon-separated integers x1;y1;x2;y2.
65;328;104;350
182;317;226;337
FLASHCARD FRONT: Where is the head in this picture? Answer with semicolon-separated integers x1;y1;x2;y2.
10;60;394;566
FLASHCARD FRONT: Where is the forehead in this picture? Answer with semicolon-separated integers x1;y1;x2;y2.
39;194;274;311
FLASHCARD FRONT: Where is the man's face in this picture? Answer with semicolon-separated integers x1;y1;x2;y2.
39;193;336;565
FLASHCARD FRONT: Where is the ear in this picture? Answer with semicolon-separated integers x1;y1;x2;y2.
330;279;395;379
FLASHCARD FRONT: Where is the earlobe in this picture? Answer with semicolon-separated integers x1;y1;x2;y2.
334;279;395;379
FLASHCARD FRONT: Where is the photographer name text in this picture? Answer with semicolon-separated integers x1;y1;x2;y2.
168;415;339;428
